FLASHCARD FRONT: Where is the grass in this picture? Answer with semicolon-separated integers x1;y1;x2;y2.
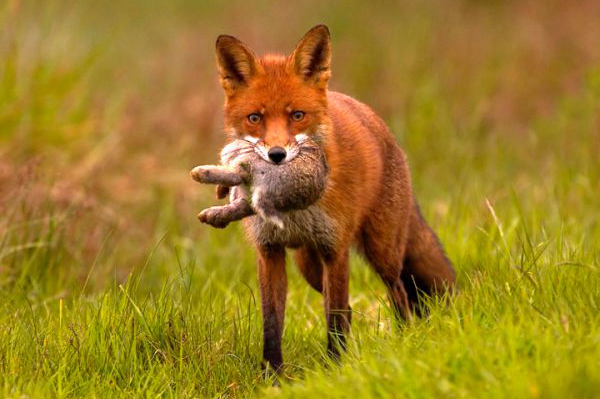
1;0;599;397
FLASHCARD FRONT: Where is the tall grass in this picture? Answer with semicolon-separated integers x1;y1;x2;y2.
1;0;599;397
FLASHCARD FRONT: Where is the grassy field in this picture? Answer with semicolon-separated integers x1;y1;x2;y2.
1;0;599;397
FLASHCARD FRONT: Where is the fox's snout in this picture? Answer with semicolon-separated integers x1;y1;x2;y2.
249;133;309;164
267;147;287;164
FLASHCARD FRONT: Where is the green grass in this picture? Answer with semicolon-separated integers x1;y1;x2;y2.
1;0;599;397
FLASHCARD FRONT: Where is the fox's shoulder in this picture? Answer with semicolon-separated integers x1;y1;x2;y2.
327;91;368;113
327;90;373;109
326;91;392;143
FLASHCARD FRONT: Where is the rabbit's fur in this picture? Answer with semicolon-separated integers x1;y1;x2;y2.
191;136;328;229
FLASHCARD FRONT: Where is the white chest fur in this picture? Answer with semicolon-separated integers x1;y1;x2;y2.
244;203;338;254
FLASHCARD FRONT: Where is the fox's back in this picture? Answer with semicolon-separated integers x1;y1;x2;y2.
320;91;412;244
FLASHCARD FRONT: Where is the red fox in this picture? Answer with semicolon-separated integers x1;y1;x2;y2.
211;25;456;372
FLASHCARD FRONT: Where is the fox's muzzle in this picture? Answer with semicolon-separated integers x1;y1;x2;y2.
267;147;287;164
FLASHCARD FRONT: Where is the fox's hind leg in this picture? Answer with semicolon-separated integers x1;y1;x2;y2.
295;245;324;293
359;235;413;321
360;187;455;319
401;204;456;314
359;198;414;321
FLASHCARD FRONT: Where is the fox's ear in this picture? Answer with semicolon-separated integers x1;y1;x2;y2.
291;25;331;89
216;35;259;95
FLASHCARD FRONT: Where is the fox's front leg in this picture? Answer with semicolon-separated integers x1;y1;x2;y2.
257;244;287;373
323;249;352;360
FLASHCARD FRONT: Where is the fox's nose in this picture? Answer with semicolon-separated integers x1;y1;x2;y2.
268;147;287;164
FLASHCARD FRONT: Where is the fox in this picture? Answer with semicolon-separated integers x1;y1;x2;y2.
210;24;456;373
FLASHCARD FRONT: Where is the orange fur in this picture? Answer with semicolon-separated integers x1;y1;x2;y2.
214;25;456;372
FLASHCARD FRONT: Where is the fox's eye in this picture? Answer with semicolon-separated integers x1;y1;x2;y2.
248;113;262;124
291;111;305;122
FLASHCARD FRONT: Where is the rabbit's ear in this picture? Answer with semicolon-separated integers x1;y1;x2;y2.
216;185;230;199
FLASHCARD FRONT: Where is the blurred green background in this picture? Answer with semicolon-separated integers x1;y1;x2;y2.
1;0;599;397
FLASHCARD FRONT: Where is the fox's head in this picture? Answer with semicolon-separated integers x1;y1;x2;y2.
215;25;331;164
